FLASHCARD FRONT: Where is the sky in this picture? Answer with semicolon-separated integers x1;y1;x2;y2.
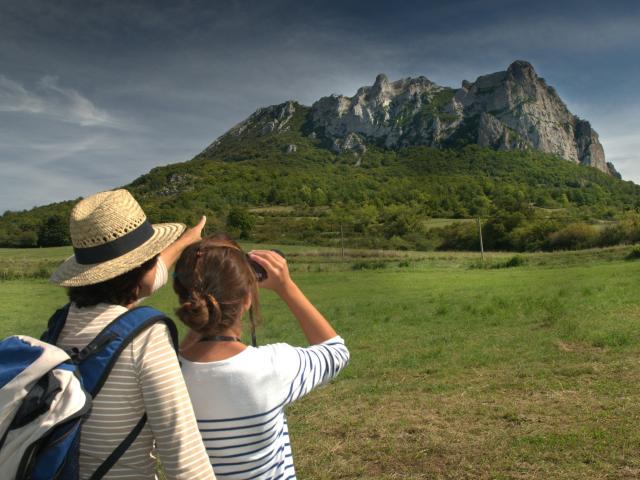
1;0;639;211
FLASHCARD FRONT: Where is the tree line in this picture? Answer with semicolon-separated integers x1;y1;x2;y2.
2;144;640;251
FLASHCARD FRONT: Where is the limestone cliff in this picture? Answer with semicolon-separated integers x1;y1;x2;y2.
207;61;613;175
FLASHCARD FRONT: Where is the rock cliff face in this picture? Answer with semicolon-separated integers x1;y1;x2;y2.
209;61;614;175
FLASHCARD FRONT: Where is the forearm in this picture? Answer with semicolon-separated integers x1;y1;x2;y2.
160;235;192;271
278;280;337;345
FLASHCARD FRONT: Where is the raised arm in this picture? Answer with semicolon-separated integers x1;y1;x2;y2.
248;250;337;344
137;216;207;301
160;216;207;270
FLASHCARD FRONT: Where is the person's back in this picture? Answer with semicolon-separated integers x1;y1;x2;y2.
57;302;213;479
182;339;349;478
48;189;215;479
174;235;350;479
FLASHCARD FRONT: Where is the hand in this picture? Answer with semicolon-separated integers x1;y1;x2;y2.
248;250;293;295
180;215;207;246
160;215;207;270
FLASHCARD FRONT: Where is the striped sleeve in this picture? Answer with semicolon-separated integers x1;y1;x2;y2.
134;323;216;480
273;336;350;405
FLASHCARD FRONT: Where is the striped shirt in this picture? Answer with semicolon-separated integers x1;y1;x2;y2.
180;336;350;480
57;303;215;480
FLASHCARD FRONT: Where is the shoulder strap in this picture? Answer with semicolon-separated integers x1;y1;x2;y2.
88;414;148;480
76;306;178;397
40;304;71;344
78;306;179;480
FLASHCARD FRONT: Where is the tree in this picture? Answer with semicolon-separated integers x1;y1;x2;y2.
381;205;421;238
548;223;598;250
226;207;254;239
38;215;69;247
18;231;38;247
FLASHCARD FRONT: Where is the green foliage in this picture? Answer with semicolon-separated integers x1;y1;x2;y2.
380;205;423;238
226;207;255;239
437;222;479;251
351;260;387;270
510;219;560;251
2;112;640;253
38;215;70;247
626;245;640;260
494;255;527;268
548;223;599;250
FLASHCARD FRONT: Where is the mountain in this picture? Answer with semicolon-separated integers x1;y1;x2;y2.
2;60;639;252
207;60;617;176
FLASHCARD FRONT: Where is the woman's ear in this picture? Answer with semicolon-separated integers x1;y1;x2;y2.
126;284;142;309
242;293;252;313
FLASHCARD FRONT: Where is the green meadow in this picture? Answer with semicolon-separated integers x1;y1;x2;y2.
1;245;640;479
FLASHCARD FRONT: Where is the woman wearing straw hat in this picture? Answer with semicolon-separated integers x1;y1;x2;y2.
49;189;215;480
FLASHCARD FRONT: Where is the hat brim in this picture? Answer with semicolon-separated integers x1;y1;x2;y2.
50;223;186;287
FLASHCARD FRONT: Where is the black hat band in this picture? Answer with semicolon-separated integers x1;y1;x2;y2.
73;220;155;265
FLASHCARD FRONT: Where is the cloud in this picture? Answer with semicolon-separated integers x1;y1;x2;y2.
0;122;205;212
0;75;44;114
0;0;638;211
599;132;640;183
0;74;126;128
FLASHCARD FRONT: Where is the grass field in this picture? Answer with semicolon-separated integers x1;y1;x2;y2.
2;245;640;479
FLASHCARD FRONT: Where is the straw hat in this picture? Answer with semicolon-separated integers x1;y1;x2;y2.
50;189;185;287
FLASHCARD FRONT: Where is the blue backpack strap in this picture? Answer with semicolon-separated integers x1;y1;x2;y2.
40;304;71;344
75;305;178;397
72;306;178;480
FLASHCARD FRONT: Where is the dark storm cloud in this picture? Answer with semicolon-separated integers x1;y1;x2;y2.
1;0;639;210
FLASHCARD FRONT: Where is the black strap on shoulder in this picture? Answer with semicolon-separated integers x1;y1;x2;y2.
40;304;71;344
88;414;148;480
77;307;179;398
37;305;179;480
80;307;179;479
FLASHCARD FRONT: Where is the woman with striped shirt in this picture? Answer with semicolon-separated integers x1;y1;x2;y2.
174;234;350;480
49;189;215;479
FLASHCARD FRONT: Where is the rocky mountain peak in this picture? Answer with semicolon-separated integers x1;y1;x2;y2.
208;61;614;176
202;100;298;154
373;73;390;89
507;60;537;79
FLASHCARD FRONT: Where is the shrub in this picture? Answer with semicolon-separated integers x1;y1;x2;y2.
493;255;527;269
38;215;70;247
626;245;640;260
226;207;254;239
351;260;387;270
510;219;559;251
547;223;598;250
437;222;478;251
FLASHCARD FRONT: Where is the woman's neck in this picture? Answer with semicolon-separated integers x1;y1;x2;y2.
181;322;247;363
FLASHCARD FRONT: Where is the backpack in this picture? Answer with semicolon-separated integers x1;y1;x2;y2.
0;304;178;480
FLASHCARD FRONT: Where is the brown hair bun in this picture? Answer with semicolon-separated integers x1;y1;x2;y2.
172;233;260;337
176;295;210;333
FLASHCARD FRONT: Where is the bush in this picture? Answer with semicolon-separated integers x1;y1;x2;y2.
226;207;254;239
547;223;598;250
351;260;387;270
493;255;527;268
38;215;69;247
437;222;478;251
510;219;559;251
626;245;640;260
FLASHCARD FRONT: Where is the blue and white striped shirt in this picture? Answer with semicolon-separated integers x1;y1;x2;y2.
180;336;349;480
